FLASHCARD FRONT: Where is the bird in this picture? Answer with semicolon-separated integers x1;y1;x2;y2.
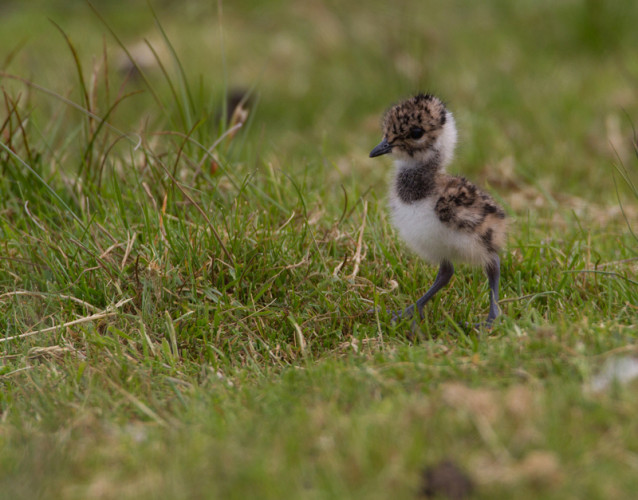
369;93;506;327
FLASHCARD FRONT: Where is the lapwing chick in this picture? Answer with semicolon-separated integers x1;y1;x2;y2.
369;93;506;326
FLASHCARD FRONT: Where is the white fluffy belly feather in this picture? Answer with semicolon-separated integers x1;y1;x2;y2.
390;197;487;266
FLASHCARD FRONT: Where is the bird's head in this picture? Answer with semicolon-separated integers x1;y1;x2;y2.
370;93;457;168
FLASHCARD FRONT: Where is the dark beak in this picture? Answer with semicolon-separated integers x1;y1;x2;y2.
369;138;392;158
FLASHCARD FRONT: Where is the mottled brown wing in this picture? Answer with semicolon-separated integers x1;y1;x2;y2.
434;176;507;253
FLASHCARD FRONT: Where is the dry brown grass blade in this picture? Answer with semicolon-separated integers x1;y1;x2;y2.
0;290;100;312
0;298;133;343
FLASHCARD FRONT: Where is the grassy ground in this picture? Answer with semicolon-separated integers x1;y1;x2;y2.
1;0;637;498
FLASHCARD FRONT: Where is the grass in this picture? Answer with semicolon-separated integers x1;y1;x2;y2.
1;0;638;498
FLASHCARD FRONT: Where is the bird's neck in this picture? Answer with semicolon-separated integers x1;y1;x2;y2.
438;112;458;168
393;154;442;204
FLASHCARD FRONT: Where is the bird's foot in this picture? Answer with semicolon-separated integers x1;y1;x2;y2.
390;306;426;341
367;305;423;339
367;305;417;323
465;316;497;331
391;304;417;323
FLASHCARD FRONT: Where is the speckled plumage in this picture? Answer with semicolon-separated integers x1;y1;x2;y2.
370;93;506;326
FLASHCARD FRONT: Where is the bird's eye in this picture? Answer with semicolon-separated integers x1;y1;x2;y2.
409;127;425;139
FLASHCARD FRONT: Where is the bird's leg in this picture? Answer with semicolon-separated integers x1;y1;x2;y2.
395;260;454;321
485;254;500;326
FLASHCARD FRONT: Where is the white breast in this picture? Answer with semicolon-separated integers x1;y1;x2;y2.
389;196;487;266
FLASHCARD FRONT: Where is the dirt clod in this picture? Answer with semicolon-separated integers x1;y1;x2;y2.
420;460;474;499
